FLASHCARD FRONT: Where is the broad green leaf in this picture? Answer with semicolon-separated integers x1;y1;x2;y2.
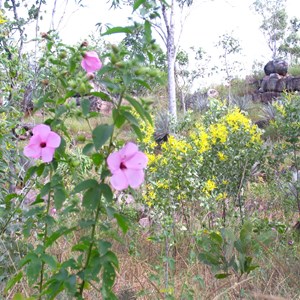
114;213;129;234
144;20;152;43
91;91;110;101
73;179;99;194
83;187;100;209
26;258;42;285
81;98;90;116
133;0;146;11
98;240;112;256
102;26;133;36
125;95;152;125
99;183;113;203
54;187;66;209
45;227;75;248
112;109;126;128
41;253;57;269
92;124;114;150
82;143;94;155
40;182;51;197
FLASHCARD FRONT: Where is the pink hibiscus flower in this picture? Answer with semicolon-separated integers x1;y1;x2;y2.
81;51;102;73
23;124;61;163
107;142;148;191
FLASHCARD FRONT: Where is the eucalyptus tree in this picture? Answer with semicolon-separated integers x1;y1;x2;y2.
217;33;242;102
252;0;288;59
108;0;195;122
279;17;300;64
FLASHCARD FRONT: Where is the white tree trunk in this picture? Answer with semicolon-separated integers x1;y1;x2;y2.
162;0;177;122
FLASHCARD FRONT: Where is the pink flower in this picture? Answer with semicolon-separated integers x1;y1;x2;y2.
107;142;148;191
23;124;61;163
81;51;102;73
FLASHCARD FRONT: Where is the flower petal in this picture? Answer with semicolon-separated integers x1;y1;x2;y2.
125;151;148;169
32;124;50;141
119;142;138;161
46;132;61;148
28;134;42;146
81;51;102;73
24;144;42;159
110;169;129;191
41;147;55;163
107;152;122;173
124;168;145;189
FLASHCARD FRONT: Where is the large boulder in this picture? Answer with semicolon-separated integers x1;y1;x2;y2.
264;59;288;76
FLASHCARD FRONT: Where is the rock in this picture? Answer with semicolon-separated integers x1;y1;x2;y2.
264;59;288;76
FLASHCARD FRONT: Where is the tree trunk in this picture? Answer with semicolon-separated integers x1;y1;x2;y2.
162;0;177;123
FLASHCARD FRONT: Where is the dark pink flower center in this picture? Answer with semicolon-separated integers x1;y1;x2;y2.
40;142;47;148
120;162;127;170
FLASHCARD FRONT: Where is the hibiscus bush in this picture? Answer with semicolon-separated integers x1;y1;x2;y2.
1;26;155;298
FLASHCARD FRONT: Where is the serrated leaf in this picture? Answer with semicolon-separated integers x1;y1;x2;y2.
92;124;114;150
45;227;75;248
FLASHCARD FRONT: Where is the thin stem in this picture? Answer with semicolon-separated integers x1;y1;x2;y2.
38;169;52;299
79;202;101;295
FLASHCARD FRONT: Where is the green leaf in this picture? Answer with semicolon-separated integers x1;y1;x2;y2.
41;253;57;269
123;111;139;126
133;0;146;11
102;26;133;36
215;273;231;279
26;257;42;285
82;143;94;155
40;182;51;197
91;153;104;166
90;91;110;101
114;213;129;234
83;187;100;209
125;95;153;125
98;240;112;256
112;109;126;128
54;187;66;209
92;124;114;150
81;98;91;116
99;183;113;203
73;179;99;194
5;272;23;293
144;20;152;43
45;227;75;248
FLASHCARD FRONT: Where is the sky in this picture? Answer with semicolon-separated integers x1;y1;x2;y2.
5;0;300;88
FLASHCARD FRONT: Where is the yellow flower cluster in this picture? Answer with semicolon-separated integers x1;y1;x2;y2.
217;151;227;161
140;121;157;149
190;124;210;154
224;108;251;131
202;179;217;194
209;123;228;144
161;135;191;155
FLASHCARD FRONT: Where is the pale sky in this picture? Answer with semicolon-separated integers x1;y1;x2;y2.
5;0;300;88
